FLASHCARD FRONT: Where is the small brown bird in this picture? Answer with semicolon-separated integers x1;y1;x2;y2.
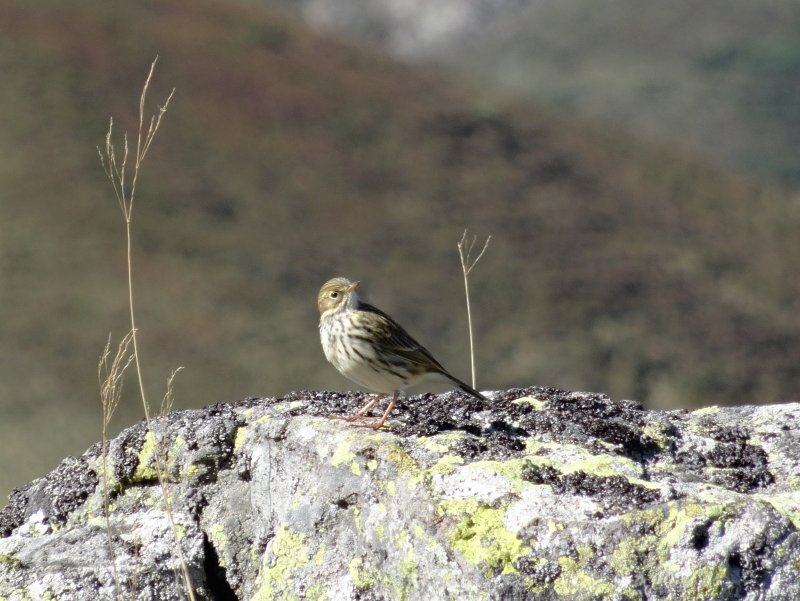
317;277;488;429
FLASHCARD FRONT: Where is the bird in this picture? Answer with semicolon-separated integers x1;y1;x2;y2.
317;276;488;430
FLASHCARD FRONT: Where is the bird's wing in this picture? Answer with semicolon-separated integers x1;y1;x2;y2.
359;303;448;372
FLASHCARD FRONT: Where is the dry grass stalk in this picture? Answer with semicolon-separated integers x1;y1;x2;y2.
97;58;195;600
98;56;175;424
98;331;135;599
457;230;491;389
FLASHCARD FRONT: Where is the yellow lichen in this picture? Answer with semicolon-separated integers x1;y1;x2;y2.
443;500;529;576
233;426;249;450
208;523;227;553
512;396;546;410
251;525;310;601
554;550;614;597
349;556;381;591
331;438;356;468
133;430;159;482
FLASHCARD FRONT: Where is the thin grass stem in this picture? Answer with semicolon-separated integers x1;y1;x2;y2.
97;57;193;600
457;230;491;389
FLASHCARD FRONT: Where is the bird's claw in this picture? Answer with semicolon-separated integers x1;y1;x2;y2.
351;420;391;431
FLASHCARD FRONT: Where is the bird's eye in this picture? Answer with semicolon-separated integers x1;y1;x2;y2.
330;291;339;299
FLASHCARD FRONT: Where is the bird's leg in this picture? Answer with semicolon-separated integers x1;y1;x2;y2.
352;391;398;431
332;393;382;422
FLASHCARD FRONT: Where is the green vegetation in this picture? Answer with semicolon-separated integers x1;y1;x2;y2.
438;0;800;188
2;0;800;502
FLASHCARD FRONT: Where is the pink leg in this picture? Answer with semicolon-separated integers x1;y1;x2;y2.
352;391;398;431
331;394;382;422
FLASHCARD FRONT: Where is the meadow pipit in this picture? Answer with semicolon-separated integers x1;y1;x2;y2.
318;277;488;430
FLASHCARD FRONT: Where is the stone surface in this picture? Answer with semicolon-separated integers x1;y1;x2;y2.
1;387;799;600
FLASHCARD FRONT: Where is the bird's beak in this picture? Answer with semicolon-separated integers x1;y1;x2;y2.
346;281;360;293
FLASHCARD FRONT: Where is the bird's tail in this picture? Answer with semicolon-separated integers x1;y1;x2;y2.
447;374;489;402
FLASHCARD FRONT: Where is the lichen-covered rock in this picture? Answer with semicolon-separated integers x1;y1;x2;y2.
1;388;799;600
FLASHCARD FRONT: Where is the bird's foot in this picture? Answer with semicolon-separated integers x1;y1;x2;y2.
329;414;373;423
350;419;391;431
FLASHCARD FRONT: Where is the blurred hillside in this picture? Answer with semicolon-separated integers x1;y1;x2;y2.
1;0;800;501
300;0;800;188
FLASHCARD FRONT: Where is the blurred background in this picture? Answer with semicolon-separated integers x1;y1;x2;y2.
2;0;799;501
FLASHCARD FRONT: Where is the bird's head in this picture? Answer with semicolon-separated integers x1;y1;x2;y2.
317;277;360;316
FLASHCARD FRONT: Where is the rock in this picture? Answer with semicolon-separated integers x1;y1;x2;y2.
1;387;799;600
